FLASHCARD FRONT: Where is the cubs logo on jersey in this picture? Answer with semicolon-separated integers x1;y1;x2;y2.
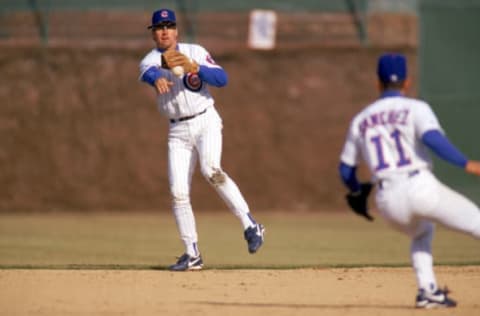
183;72;203;92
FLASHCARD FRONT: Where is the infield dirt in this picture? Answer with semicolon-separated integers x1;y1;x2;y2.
1;266;479;316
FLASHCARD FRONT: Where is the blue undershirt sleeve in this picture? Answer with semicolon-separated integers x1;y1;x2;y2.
198;65;228;87
339;162;360;192
141;66;162;87
421;130;468;168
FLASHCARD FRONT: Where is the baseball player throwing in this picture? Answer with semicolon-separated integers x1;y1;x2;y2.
339;53;480;308
139;9;265;271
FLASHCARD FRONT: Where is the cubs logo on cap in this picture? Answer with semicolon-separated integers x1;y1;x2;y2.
148;9;176;29
377;53;407;84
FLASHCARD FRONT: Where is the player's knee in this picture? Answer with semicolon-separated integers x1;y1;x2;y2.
170;188;190;206
203;168;226;187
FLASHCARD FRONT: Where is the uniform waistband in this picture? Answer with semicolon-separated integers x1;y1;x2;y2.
169;108;207;124
377;169;420;190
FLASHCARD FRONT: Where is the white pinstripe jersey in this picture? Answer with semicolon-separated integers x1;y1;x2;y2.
340;96;444;181
139;43;222;119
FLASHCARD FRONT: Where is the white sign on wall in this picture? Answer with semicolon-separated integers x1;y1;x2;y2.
247;9;277;50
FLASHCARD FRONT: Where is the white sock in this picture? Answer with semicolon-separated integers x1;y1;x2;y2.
173;201;198;256
411;228;437;292
186;242;200;257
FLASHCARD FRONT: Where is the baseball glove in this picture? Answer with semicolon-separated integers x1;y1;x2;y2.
162;50;199;74
160;54;170;69
345;182;374;221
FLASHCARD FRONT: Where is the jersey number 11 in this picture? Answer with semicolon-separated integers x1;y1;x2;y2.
371;129;411;171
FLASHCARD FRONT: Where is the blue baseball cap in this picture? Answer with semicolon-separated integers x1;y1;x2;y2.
148;9;176;29
377;53;407;83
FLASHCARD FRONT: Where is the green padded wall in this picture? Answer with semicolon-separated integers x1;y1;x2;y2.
420;0;480;203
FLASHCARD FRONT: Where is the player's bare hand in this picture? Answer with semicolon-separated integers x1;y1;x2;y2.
465;160;480;176
154;78;174;95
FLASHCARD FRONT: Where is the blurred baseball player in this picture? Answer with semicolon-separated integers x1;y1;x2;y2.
339;53;480;308
139;9;265;271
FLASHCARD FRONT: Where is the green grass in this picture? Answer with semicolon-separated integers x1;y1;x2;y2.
1;212;479;269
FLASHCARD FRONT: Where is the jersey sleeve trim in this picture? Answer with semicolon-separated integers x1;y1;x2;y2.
198;65;228;87
141;66;162;86
421;129;468;168
339;162;360;192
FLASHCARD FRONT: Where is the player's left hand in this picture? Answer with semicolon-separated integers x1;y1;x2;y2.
345;182;374;221
162;50;199;74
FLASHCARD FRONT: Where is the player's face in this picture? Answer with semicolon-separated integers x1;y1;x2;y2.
151;23;178;50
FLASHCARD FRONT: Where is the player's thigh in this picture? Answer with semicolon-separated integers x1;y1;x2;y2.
196;124;223;175
377;197;433;238
407;171;442;216
430;180;480;236
376;183;412;229
168;138;197;195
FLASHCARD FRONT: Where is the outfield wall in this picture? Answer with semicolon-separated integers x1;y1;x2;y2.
419;0;480;203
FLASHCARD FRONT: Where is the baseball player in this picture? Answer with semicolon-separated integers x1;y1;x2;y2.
339;53;480;308
139;9;265;271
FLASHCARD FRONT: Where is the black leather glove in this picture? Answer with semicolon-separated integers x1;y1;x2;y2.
345;182;374;221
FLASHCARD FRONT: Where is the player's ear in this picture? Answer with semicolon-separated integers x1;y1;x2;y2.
376;80;383;92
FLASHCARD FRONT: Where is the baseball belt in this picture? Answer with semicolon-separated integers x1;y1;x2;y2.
378;169;420;190
169;108;207;124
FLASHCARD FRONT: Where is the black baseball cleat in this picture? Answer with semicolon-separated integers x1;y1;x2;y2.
168;253;203;271
415;287;457;308
244;223;265;254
